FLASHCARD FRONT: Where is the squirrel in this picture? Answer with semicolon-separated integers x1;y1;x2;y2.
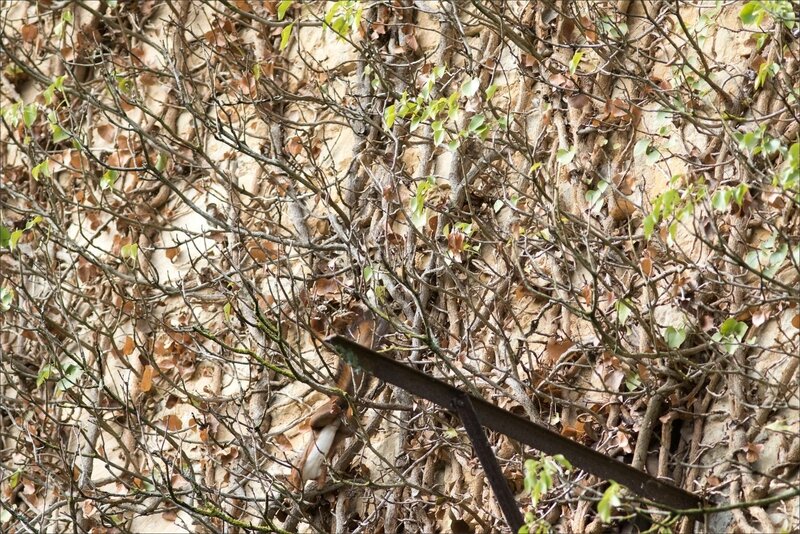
289;304;385;488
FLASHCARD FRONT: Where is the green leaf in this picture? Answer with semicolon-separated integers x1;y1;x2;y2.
643;213;657;240
23;103;37;127
0;286;13;312
585;181;608;212
625;372;642;392
223;302;232;321
56;364;83;393
25;216;42;231
101;169;119;190
37;365;53;387
485;84;498;100
739;1;760;25
43;85;55;105
645;147;661;165
768;243;788;269
363;265;374;282
280;22;294;51
755;61;777;90
711;189;731;212
568;50;584;74
719;318;747;339
383;104;396;129
155;152;168;172
9;230;23;251
31;160;50;180
8;470;21;490
732;184;748;206
433;127;444;146
277;0;292;20
745;250;759;270
556;146;576;165
0;226;10;248
598;482;622;523
410;114;422;132
121;243;139;260
468;114;485;132
665;326;687;349
51;124;69;142
615;300;632;325
634;138;650;158
460;77;480;98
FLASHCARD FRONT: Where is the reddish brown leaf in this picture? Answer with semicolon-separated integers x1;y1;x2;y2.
640;252;653;277
447;230;465;254
567;93;591;108
164;415;182;431
140;365;154;393
544;338;574;364
579;16;597;42
521;53;538;68
744;442;763;463
580;284;592;306
313;277;339;298
96;124;116;143
161;510;178;521
286;136;303;156
21;23;38;43
123;336;135;356
234;0;253;12
559;18;576;43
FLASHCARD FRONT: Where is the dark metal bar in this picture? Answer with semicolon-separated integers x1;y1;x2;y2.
452;392;525;532
327;335;702;510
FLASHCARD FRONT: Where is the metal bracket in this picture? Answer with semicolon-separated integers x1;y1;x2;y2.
327;335;702;521
451;392;525;532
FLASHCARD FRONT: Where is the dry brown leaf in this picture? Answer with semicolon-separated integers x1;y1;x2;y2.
274;433;293;451
234;0;253;12
792;314;800;329
161;509;178;521
567;93;591;108
744;442;763;463
164;415;182;431
96;124;116;143
751;307;769;326
286;136;303;156
580;284;592;306
544;338;574;364
603;369;625;392
21;23;38;43
579;16;597;42
521;53;538;68
123;336;135;356
313;277;339;298
140;365;154;392
640;253;653;277
61;46;75;62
